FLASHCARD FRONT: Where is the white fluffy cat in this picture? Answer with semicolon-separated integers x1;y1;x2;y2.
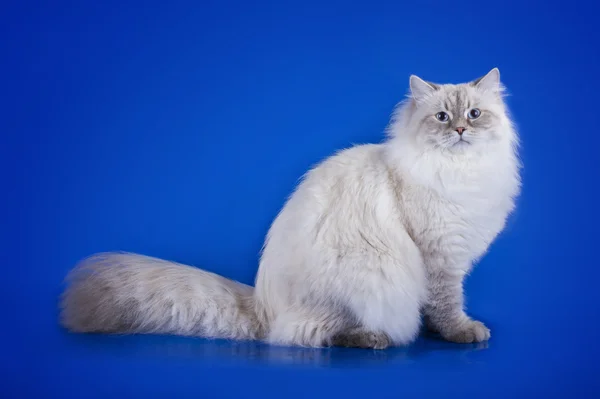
61;68;520;349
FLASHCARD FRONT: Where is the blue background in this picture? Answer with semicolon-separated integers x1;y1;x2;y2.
3;0;600;397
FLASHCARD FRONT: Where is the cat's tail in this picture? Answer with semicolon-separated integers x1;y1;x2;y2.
60;252;265;340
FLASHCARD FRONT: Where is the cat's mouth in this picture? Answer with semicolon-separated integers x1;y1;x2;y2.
453;138;471;147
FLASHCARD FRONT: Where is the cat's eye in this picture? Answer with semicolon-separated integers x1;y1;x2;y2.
468;108;481;119
435;112;449;122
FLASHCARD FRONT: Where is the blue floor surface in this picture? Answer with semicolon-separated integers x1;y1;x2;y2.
5;322;599;397
4;0;600;397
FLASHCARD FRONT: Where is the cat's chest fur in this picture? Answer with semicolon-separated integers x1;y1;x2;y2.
398;152;518;269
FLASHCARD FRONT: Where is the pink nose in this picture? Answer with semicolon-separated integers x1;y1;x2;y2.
455;127;465;135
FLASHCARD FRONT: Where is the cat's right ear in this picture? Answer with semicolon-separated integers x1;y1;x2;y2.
410;75;438;102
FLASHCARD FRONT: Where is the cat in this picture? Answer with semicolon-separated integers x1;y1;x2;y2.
60;68;520;349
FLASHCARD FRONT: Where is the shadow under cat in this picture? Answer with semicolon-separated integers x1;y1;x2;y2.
62;326;489;369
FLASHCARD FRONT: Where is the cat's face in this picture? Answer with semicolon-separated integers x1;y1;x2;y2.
407;69;509;153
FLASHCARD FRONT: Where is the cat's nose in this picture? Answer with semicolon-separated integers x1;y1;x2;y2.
455;127;465;135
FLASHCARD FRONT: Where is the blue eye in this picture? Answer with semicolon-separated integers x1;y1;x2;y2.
468;108;481;119
436;112;449;122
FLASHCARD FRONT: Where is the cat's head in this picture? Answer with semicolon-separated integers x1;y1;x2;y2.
391;68;515;154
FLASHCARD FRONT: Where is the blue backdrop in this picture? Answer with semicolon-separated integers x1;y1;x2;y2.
3;0;600;397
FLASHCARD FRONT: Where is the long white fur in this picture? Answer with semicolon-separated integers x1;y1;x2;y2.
60;68;520;348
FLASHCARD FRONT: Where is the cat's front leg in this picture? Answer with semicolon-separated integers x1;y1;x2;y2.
423;268;490;344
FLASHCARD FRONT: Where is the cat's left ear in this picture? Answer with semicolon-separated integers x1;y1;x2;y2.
471;68;501;92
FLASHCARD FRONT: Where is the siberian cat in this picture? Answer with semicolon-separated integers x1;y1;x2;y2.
60;68;520;349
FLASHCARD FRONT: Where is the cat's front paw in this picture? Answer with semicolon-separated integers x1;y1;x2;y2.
442;320;490;344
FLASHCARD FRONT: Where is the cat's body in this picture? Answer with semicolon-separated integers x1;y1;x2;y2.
61;68;520;349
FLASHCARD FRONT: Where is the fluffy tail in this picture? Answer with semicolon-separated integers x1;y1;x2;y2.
60;252;264;340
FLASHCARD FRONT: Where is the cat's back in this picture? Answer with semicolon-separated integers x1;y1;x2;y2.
262;143;403;254
295;143;397;216
304;143;388;188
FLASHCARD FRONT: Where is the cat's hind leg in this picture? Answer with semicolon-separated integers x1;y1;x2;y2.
332;327;391;349
266;308;350;348
343;242;427;346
